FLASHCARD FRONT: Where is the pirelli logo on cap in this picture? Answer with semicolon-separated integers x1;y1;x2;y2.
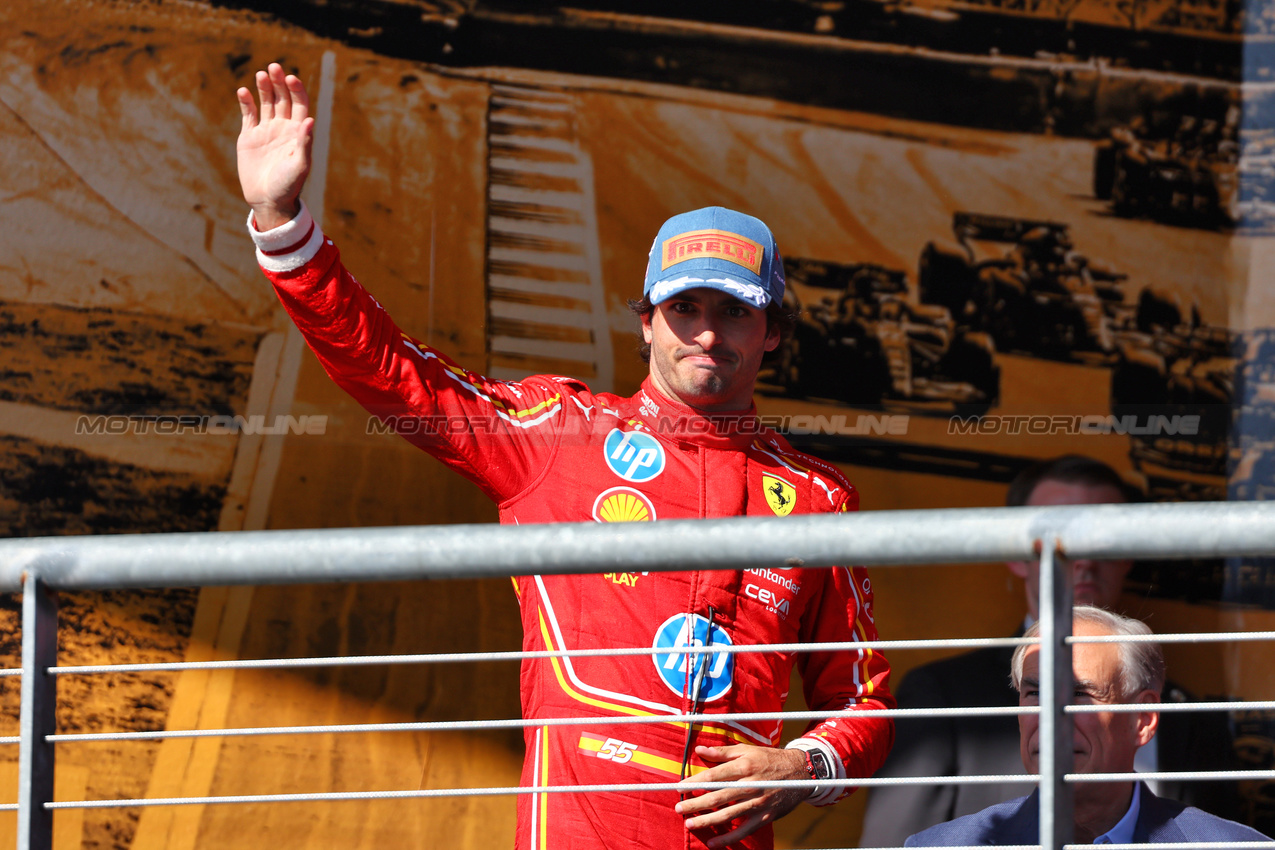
661;229;763;275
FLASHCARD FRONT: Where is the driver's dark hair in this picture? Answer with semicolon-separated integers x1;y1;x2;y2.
1006;454;1138;508
626;295;798;363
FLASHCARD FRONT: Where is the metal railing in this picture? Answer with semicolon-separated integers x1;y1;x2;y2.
2;500;1275;849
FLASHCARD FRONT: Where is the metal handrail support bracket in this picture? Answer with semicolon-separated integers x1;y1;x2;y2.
1038;535;1074;850
18;572;57;850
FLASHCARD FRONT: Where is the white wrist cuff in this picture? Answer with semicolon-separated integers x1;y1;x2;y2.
248;202;325;272
786;737;846;806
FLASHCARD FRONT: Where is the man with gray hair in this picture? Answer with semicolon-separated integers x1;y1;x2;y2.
906;607;1269;845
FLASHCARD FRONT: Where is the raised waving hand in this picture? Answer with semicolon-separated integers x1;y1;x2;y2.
236;63;314;231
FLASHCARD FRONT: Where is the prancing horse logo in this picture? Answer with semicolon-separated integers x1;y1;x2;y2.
762;474;795;517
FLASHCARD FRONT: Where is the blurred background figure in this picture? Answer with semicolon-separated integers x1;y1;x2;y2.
860;455;1242;847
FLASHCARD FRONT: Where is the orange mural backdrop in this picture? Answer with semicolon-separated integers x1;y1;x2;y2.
2;0;1273;846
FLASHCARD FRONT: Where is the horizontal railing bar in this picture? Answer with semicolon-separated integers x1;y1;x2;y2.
50;637;1038;675
48;706;1037;742
818;846;1275;850
855;846;1039;850
48;628;1275;676
1069;631;1275;645
1068;770;1275;782
0;669;19;677
42;774;1041;810
3;501;1273;591
46;698;1275;743
856;847;1038;850
1066;701;1275;714
1069;843;1275;849
43;767;1275;812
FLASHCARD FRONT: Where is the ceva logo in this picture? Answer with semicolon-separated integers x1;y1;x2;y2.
745;584;791;619
603;428;666;483
652;613;733;702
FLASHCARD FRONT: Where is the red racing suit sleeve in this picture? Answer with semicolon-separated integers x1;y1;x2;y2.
785;487;895;806
249;204;566;504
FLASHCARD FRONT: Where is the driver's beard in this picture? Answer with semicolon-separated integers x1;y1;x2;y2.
696;373;727;398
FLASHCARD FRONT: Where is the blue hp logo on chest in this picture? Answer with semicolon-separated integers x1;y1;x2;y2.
603;428;666;483
652;613;734;702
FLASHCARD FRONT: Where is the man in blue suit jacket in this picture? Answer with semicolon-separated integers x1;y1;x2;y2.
906;782;1267;846
906;607;1269;846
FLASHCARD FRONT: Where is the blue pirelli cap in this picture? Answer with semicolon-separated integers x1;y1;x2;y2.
642;207;785;309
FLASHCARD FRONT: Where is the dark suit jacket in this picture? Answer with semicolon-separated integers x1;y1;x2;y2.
904;783;1270;846
860;639;1244;847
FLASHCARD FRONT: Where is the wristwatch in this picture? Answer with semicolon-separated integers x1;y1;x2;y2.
802;748;834;798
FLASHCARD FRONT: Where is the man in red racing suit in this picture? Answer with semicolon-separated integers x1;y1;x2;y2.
237;64;893;850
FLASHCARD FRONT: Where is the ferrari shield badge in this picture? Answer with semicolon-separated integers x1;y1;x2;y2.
762;474;796;517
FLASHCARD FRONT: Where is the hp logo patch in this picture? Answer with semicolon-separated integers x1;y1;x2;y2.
603;428;665;483
652;613;734;702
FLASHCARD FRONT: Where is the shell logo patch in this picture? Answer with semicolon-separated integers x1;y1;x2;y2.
661;229;763;275
763;474;796;517
593;487;656;523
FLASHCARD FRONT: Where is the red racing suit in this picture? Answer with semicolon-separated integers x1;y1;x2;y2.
251;205;894;850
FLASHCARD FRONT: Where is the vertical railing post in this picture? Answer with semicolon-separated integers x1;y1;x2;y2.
17;572;57;850
1037;535;1074;850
